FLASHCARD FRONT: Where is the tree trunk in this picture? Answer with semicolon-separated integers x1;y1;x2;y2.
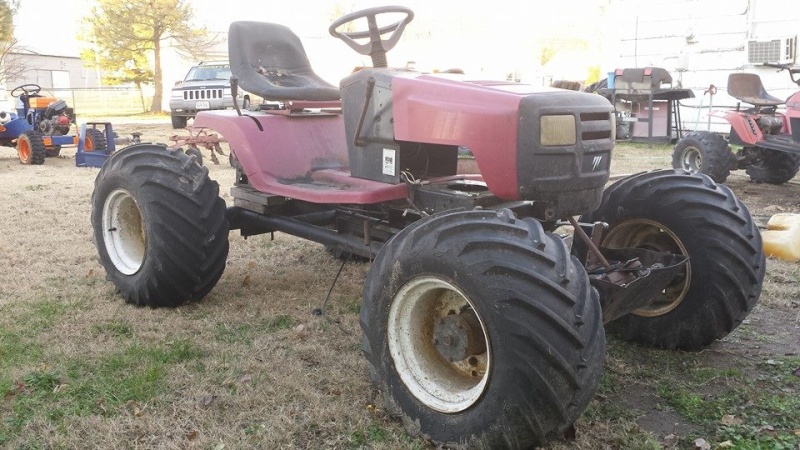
149;37;163;112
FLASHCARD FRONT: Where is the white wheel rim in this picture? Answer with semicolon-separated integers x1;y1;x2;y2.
388;276;491;413
682;147;702;173
102;189;146;275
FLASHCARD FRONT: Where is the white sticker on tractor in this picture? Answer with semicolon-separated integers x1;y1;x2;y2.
383;148;396;176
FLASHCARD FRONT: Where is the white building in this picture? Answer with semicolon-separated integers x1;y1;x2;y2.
607;0;799;132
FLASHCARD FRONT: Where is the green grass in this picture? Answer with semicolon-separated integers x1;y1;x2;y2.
214;314;294;344
0;339;205;445
348;423;390;448
601;336;800;449
90;319;134;338
0;299;77;374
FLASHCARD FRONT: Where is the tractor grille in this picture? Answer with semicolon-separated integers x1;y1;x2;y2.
182;89;224;100
580;111;614;142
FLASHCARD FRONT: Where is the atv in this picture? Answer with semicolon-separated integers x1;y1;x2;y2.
673;63;800;184
0;83;107;164
90;7;765;449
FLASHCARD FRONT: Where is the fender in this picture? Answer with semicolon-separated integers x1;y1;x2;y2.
715;110;764;145
786;91;800;119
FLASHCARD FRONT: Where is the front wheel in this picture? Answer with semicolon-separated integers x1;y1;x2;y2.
672;131;735;182
17;130;46;165
91;144;229;307
745;148;800;184
362;209;605;449
171;114;188;129
581;169;765;349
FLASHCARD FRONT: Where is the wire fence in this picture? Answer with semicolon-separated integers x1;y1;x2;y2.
55;87;155;116
20;87;157;116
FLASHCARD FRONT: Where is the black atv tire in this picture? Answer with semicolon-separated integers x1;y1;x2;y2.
745;148;800;184
185;146;203;166
17;130;46;165
85;128;108;152
91;144;229;307
362;209;605;449
171;114;188;129
672;131;735;183
580;169;765;350
45;146;61;158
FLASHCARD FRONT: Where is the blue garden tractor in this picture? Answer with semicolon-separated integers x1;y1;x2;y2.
0;83;107;164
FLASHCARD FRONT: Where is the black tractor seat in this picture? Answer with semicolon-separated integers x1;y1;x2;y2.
727;73;784;107
228;21;340;102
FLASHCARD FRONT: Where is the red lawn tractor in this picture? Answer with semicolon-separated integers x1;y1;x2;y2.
90;7;765;449
673;63;800;184
0;84;108;164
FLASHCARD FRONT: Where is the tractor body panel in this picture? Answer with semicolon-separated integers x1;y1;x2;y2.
390;74;523;198
198;69;614;216
194;110;412;203
0;117;31;142
787;91;800;142
714;109;787;146
381;72;613;214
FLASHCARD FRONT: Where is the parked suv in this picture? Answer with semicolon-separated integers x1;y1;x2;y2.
169;61;250;128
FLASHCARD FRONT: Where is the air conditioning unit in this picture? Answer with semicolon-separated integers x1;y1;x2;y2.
747;36;797;64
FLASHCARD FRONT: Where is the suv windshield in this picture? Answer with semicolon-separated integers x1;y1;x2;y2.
185;64;232;81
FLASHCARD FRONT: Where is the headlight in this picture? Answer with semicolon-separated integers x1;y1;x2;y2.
223;88;233;97
170;90;184;99
540;115;576;146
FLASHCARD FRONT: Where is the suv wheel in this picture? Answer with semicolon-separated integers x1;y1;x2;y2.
171;114;188;129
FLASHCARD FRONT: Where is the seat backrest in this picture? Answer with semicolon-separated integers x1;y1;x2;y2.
727;73;784;106
228;21;340;102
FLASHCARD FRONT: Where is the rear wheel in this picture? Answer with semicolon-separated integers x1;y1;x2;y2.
745;148;800;184
17;130;46;165
85;128;108;152
672;131;735;183
45;146;61;157
362;209;605;449
581;169;765;349
91;144;229;307
171;114;188;129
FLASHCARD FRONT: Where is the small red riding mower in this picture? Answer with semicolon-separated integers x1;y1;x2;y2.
673;63;800;183
90;7;765;449
0;83;112;166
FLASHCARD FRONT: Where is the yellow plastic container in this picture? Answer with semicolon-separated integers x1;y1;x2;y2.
762;213;800;261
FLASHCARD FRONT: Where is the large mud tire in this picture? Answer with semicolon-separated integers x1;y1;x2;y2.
91;144;229;307
672;131;735;183
17;130;46;165
745;149;800;184
361;209;605;449
581;169;764;350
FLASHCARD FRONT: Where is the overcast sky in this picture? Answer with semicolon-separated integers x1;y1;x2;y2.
14;0;609;83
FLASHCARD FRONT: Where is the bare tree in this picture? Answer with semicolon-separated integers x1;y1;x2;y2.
0;0;30;86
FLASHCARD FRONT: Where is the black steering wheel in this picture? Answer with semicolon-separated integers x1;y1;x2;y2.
329;6;414;68
11;83;42;98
